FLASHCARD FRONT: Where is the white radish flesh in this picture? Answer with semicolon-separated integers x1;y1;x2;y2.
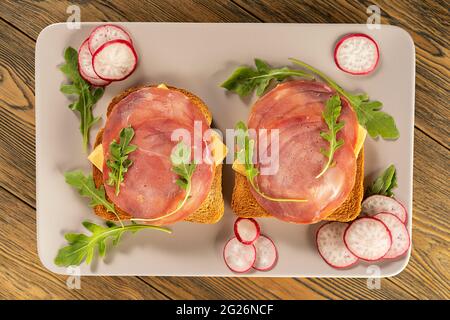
316;222;358;268
362;195;407;224
344;217;392;261
252;235;278;271
234;218;260;244
78;39;111;86
92;40;137;81
373;213;410;259
89;24;132;54
334;33;379;75
223;237;256;273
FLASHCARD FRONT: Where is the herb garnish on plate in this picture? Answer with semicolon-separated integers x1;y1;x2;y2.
131;140;197;222
365;164;397;198
316;94;345;178
60;47;104;152
235;121;307;203
54;220;171;267
65;170;123;226
289;58;399;140
221;58;313;97
106;126;138;196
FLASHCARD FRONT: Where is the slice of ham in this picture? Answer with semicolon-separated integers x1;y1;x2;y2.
248;80;358;224
248;80;357;150
102;87;214;225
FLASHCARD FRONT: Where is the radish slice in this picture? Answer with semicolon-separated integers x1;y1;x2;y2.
252;235;278;271
373;213;410;259
92;40;137;81
316;222;358;269
234;218;260;245
344;217;392;261
334;33;379;75
88;24;132;54
362;195;407;224
78;39;111;87
223;237;256;273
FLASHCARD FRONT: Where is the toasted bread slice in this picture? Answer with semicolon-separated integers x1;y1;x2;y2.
92;85;224;224
231;147;364;223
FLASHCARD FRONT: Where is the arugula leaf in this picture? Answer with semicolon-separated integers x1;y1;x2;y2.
316;94;345;178
289;58;399;140
170;141;197;191
221;58;313;97
106;126;138;196
64;170;123;226
131;141;197;223
55;220;171;267
366;165;398;197
235;121;307;203
60;47;105;152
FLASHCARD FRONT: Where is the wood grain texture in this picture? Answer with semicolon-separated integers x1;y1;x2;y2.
234;0;450;148
0;0;259;39
0;0;448;300
0;19;36;207
0;186;168;299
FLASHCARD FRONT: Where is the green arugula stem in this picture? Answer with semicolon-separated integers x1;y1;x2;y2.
130;141;196;223
221;58;313;97
65;171;124;228
235;121;307;203
130;183;192;223
106;126;137;196
315;94;344;179
60;47;104;153
80;87;89;152
247;70;313;80
63;225;171;260
248;177;307;203
315;149;335;179
289;58;399;140
55;221;172;266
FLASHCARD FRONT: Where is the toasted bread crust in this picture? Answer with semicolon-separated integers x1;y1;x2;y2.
92;85;223;223
231;147;365;223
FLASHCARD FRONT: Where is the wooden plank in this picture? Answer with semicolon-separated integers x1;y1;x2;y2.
234;0;450;147
141;277;330;299
83;127;450;300
0;0;259;40
0;18;36;206
0;0;447;300
0;186;168;299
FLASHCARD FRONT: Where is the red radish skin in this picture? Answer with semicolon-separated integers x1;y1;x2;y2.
92;39;138;81
223;237;256;273
234;218;260;245
79;73;111;87
362;195;407;224
88;24;132;54
373;213;410;259
344;217;392;261
334;33;380;75
252;235;278;271
77;39;111;87
316;222;359;269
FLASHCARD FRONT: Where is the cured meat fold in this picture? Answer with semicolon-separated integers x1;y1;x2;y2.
248;80;358;223
102;87;214;225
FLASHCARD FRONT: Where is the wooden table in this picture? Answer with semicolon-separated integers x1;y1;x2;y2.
0;0;448;300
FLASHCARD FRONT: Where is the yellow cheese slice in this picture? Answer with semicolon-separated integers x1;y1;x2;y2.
354;125;366;156
88;144;104;172
88;132;228;170
88;137;228;169
210;132;228;165
232;160;247;176
157;83;168;89
231;125;367;174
